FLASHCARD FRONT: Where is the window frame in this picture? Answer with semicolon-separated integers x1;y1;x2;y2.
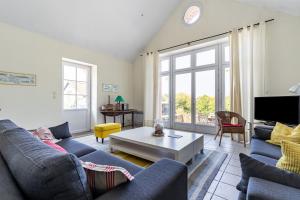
62;61;90;111
159;40;230;132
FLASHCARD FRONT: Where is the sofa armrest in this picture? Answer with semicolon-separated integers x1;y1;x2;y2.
247;177;300;200
95;158;187;200
253;126;274;140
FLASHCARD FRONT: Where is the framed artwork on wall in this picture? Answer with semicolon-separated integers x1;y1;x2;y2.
103;83;118;93
0;71;36;86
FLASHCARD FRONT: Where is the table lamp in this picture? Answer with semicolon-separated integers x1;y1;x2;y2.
115;96;125;104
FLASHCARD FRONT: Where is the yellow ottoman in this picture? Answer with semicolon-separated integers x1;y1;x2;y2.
94;123;121;143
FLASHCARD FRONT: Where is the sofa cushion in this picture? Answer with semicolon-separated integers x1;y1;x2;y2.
250;138;282;159
80;150;143;176
253;125;273;140
49;122;72;139
251;154;278;166
0;154;25;200
0;119;19;133
57;138;96;157
247;177;300;200
237;154;300;194
96;159;187;200
0;127;92;200
43;140;67;153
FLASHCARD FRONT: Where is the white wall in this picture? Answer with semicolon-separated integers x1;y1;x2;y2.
266;14;300;95
0;22;133;129
132;56;145;111
133;0;300;108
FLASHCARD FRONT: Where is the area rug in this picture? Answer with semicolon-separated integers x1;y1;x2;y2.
188;150;227;200
75;135;227;200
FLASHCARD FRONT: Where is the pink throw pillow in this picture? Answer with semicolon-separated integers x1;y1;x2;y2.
43;140;67;153
33;127;55;141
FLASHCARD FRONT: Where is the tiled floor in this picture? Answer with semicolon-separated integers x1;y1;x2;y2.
203;134;250;200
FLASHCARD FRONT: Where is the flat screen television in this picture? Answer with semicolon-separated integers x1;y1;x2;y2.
254;96;300;125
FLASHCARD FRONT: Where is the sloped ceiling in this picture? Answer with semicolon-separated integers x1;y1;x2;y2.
0;0;181;61
237;0;300;16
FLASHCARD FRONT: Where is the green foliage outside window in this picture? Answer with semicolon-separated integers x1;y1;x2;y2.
175;93;191;114
196;95;215;116
163;93;230;118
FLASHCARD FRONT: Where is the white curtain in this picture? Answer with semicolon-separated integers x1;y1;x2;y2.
230;29;242;115
153;52;161;121
143;52;160;126
239;22;266;133
230;22;266;141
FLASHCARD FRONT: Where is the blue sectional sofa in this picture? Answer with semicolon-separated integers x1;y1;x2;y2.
239;125;300;200
0;119;187;200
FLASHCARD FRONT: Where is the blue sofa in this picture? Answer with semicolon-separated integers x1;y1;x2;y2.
0;119;187;200
240;125;300;200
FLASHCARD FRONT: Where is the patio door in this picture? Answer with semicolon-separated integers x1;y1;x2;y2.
159;41;230;134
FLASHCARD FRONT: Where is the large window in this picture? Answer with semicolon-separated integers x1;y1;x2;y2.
159;41;230;133
63;62;89;110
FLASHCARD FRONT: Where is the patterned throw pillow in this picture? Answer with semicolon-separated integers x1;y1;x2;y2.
81;161;134;197
32;127;55;141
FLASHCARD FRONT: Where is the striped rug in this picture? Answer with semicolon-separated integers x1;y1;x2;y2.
188;150;227;200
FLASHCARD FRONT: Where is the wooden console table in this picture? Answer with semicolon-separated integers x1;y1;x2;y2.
100;109;137;128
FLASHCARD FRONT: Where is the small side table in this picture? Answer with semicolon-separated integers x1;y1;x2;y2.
100;109;137;128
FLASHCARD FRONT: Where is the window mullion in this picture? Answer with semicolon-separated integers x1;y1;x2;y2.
75;66;78;109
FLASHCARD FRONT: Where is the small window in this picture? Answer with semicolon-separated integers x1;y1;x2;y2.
184;5;201;25
63;63;89;110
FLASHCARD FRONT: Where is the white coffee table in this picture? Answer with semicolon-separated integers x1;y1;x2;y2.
109;127;204;163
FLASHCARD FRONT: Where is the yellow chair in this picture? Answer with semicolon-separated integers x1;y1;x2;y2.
94;123;121;143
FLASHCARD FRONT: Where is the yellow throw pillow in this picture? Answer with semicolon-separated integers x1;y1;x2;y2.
276;140;300;174
266;122;300;146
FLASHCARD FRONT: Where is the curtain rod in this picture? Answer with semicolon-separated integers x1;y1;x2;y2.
156;18;274;53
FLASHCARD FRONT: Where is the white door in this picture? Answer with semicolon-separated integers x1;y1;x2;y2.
159;42;230;134
62;61;91;133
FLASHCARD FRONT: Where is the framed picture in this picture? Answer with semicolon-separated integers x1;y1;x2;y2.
103;83;118;93
0;71;36;86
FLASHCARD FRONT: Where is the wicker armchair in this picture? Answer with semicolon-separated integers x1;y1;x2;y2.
215;111;247;147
